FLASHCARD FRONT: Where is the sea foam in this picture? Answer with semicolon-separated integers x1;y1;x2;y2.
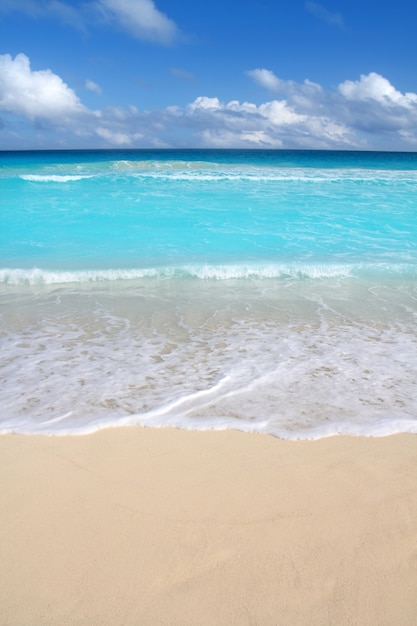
20;174;94;182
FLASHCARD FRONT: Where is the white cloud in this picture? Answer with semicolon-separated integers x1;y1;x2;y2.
247;69;324;113
338;72;417;107
96;0;179;44
247;69;282;92
258;100;305;125
247;67;417;143
186;96;352;149
0;53;89;121
305;2;344;27
335;73;417;138
198;128;282;148
1;53;417;150
85;79;102;95
96;127;132;145
187;96;221;112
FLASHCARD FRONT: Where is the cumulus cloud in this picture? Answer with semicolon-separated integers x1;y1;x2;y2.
305;1;344;27
1;53;417;150
338;72;417;107
96;0;179;44
335;73;417;137
0;53;90;121
247;68;417;143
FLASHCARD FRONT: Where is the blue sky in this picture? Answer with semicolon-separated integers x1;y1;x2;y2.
0;0;416;150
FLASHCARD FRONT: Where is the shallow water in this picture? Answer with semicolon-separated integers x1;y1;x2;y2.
1;149;417;437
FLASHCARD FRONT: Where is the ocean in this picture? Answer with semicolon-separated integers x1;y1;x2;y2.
1;149;417;438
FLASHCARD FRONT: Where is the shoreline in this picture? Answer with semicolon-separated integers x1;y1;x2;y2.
1;427;417;625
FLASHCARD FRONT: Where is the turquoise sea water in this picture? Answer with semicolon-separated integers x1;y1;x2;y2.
1;149;417;437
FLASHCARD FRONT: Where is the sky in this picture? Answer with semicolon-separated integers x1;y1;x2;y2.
0;0;416;151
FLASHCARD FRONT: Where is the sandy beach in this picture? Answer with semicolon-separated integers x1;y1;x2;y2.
1;428;416;625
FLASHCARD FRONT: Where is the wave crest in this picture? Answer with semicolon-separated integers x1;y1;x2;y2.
20;174;94;182
1;262;416;285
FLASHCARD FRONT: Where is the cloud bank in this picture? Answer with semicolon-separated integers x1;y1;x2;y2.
1;54;417;150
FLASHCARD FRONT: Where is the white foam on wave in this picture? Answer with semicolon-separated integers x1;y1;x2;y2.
111;161;417;184
1;262;416;286
185;263;357;279
20;174;94;182
0;267;164;285
0;264;350;285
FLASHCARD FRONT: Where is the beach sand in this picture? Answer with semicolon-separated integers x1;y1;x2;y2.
1;428;416;625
